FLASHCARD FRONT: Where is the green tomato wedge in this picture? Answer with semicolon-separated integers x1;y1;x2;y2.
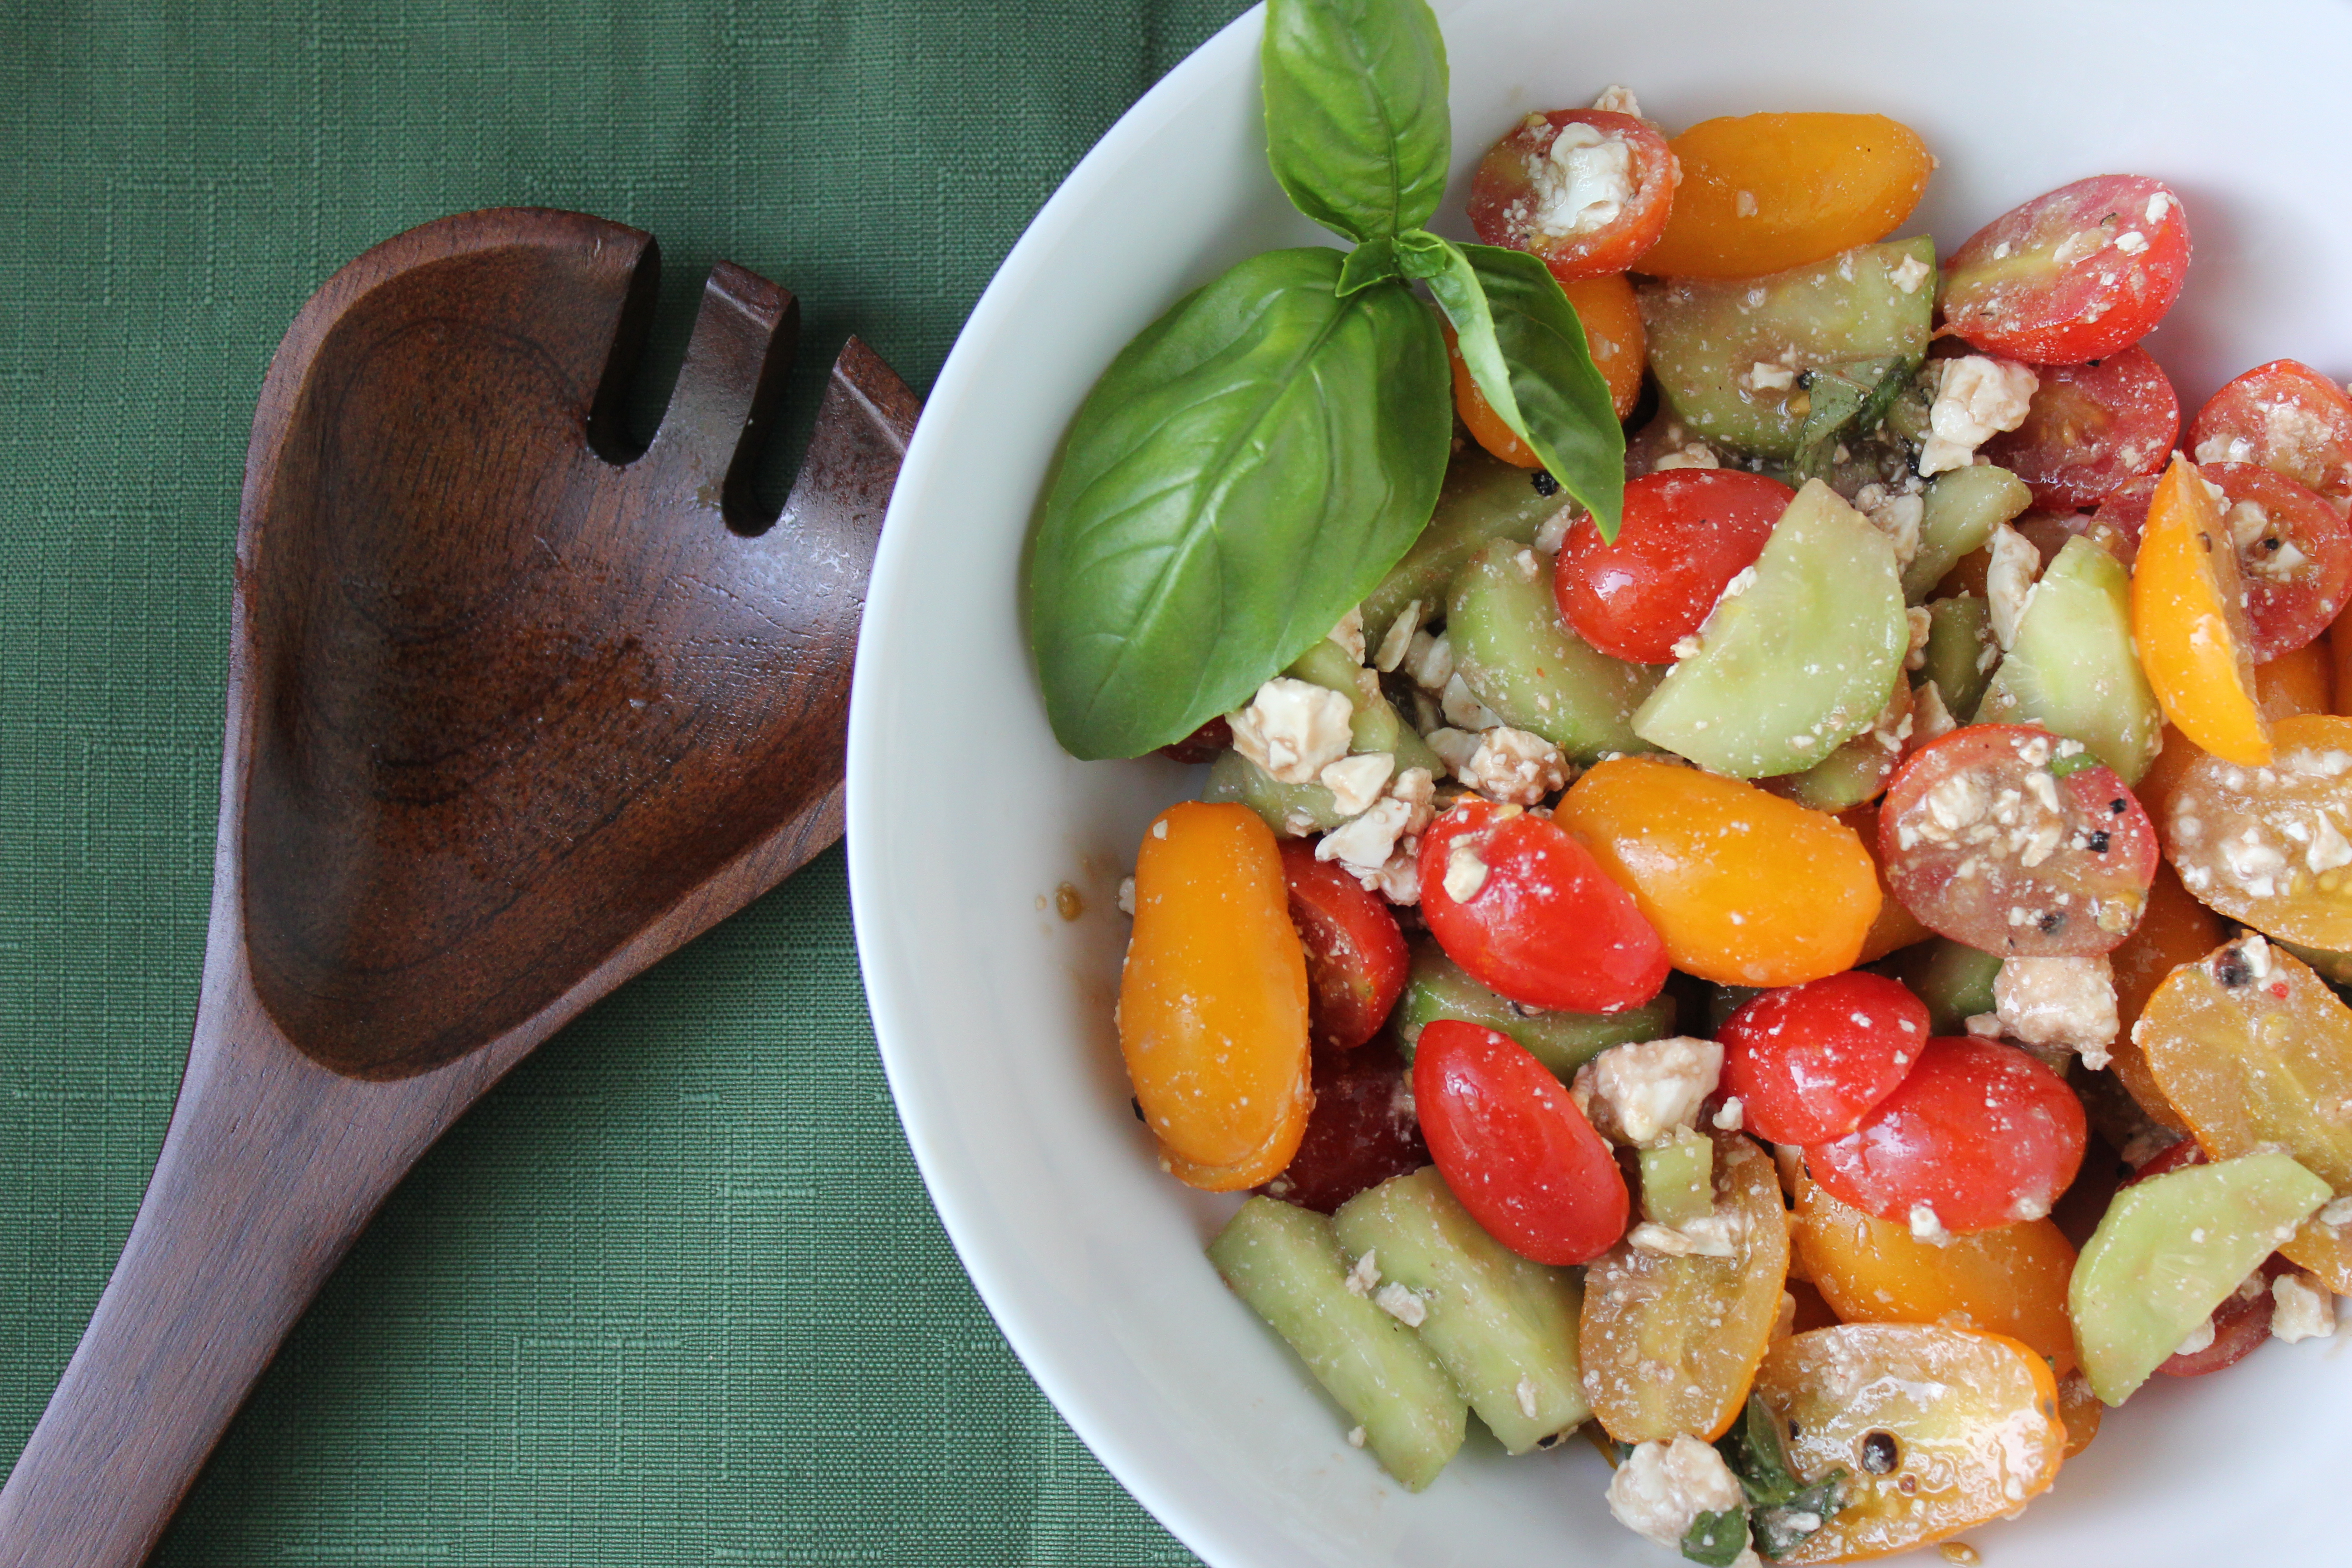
1360;451;1565;656
1633;479;1906;778
1974;536;2163;784
1915;595;1997;721
1639;239;1935;461
1639;1131;1716;1229
1203;750;1349;838
1447;539;1659;761
1877;937;2002;1036
2069;1152;2331;1406
1392;941;1672;1079
1903;463;2031;602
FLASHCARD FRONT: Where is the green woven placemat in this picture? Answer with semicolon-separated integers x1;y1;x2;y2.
0;3;1251;1561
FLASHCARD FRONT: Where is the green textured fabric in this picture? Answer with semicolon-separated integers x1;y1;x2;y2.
0;2;1252;1561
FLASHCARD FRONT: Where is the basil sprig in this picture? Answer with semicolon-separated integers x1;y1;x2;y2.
1027;0;1626;759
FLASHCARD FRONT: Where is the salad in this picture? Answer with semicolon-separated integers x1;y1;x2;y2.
1023;1;2352;1562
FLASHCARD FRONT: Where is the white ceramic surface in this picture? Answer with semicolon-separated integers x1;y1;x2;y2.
846;3;2352;1563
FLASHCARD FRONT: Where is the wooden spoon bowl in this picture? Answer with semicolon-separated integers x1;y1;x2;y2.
0;207;917;1566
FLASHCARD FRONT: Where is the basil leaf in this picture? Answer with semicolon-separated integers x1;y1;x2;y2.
1422;239;1625;539
1336;235;1402;296
1680;1508;1750;1568
1027;248;1450;759
1753;1477;1847;1562
1261;0;1450;241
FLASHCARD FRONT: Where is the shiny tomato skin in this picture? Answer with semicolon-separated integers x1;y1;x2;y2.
1941;175;2190;363
1280;841;1410;1051
1556;470;1793;663
1806;1037;2088;1234
1257;1036;1429;1215
1418;799;1671;1014
2189;359;2352;510
1413;1019;1629;1264
1981;347;2177;511
1719;971;1931;1146
2205;462;2352;660
1467;110;1680;282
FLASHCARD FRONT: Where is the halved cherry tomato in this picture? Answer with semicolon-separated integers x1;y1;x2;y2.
1416;798;1670;1014
1279;841;1409;1051
1980;347;2177;511
1941;175;2190;363
1719;971;1930;1146
1554;470;1791;663
1257;1036;1429;1215
1466;110;1679;283
2133;454;2272;765
1157;715;1232;764
1878;724;2159;956
2204;463;2352;659
2091;473;2157;553
2189;359;2352;511
2102;860;2220;1134
1806;1036;2087;1234
1412;1019;1628;1264
2260;638;2335;721
1634;112;1931;279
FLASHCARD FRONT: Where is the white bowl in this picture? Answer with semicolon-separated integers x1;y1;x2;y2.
846;2;2352;1563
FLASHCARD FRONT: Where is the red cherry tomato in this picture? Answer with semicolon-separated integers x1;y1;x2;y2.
1417;799;1670;1014
2090;473;2157;556
1467;110;1679;283
1878;724;2158;956
1718;971;1930;1146
1941;175;2190;363
1555;469;1793;663
1157;716;1232;764
1280;841;1410;1051
1805;1036;2088;1234
2189;359;2352;512
1980;347;2178;511
1412;1019;1629;1264
1257;1037;1429;1215
2203;462;2352;660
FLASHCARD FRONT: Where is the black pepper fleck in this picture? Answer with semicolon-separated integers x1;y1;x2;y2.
1531;469;1560;498
2217;951;2252;988
2111;798;2128;815
2037;910;2065;934
2087;829;2111;854
1131;1097;1147;1123
1862;1430;1900;1474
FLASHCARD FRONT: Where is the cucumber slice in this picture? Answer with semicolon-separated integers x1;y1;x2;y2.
1362;451;1566;654
1904;464;2031;602
1331;1169;1590;1454
1915;595;1997;721
1394;941;1673;1079
2069;1152;2332;1406
1878;937;2003;1035
1639;1131;1716;1229
1448;540;1661;762
1285;637;1438;767
1203;749;1348;838
1633;480;1906;778
1975;537;2163;784
1209;1196;1468;1490
1765;676;1910;812
1640;239;1935;461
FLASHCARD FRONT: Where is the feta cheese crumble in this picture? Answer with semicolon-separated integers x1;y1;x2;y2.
2273;1271;2338;1343
1572;1036;1723;1147
1531;120;1636;237
1318;750;1395;817
1463;726;1570;805
1228;677;1352;784
1984;520;2041;650
1607;1436;1759;1567
1994;955;2119;1067
1918;356;2040;477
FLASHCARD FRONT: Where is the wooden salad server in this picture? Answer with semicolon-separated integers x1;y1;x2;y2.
0;207;918;1568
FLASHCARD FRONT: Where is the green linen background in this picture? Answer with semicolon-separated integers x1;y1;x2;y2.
0;2;1252;1561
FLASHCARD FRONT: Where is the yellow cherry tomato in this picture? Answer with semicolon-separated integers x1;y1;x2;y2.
1793;1168;2079;1374
2132;454;2272;766
1446;274;1646;467
1637;113;1933;279
2259;636;2334;720
1118;803;1311;1191
1840;802;1935;961
1555;757;1880;985
2102;861;2220;1134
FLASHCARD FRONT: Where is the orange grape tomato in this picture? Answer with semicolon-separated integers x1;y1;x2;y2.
1838;803;1935;961
2102;861;2219;1134
2133;454;2273;766
2336;612;2352;714
1755;1324;2065;1564
2058;1370;2102;1458
1465;110;1680;282
2161;713;2352;951
1119;803;1311;1191
2259;637;2335;721
1554;757;1880;987
1560;272;1646;419
2132;723;2202;824
1445;323;1540;469
1637;112;1932;279
1793;1167;2079;1374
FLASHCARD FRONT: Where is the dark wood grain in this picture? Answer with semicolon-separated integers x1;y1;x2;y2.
0;206;918;1568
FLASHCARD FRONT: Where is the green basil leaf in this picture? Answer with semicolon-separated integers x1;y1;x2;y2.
1027;248;1450;759
1261;0;1450;242
1423;239;1625;539
1336;235;1403;296
1680;1508;1751;1568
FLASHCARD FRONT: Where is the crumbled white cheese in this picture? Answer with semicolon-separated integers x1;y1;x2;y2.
2053;228;2108;267
1628;1213;1741;1258
2146;190;2174;224
1984;521;2042;650
1860;489;1925;571
1372;841;1421;905
1651;441;1720;472
2195;433;2257;466
1442;840;1490;903
1441;673;1501;731
1910;680;1957;745
1735;189;1758;218
1926;769;1991;831
2307;812;2352;874
2320;1196;2352;1229
1228;677;1353;784
1346;1424;1367;1448
1373;1281;1427;1327
1343;1248;1381;1297
1905;605;1934;670
1405;631;1455;692
2173;1318;2216;1357
1607;1436;1758;1566
1714;1096;1745;1132
1387;766;1436;836
1590;84;1642;118
1464;726;1570;805
1773;1290;1797;1343
1328;606;1365;663
1889;252;1932;294
1995;955;2118;1067
1748;361;1796;392
1319;751;1396;818
1910;1203;1949;1243
2113;230;2150;255
1572;1036;1723;1147
1373;599;1421;673
1515;1375;1541;1421
1317;797;1414;881
1424;726;1483;781
1963;1012;2004;1038
1918;356;2040;477
1116;876;1136;916
2272;1271;2338;1343
1531;120;1636;237
1534;504;1580;555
